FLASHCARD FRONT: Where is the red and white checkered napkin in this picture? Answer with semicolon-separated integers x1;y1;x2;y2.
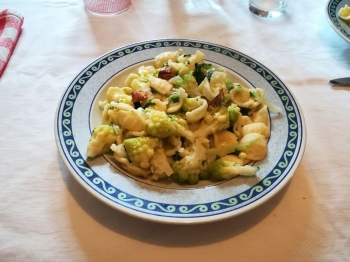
0;9;24;76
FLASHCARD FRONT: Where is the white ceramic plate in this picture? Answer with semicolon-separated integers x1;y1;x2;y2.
326;0;350;43
55;39;306;224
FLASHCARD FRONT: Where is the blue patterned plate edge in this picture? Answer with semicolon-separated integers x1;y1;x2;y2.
54;38;307;224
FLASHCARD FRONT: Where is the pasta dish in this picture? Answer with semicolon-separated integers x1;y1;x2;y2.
86;49;279;184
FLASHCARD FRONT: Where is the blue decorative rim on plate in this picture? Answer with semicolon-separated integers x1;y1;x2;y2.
55;39;306;224
326;0;350;43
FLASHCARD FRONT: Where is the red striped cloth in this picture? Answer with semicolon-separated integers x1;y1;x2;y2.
0;9;24;77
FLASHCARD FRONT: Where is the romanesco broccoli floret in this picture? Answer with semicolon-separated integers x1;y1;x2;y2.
123;137;159;169
227;104;240;123
145;109;177;138
170;115;196;142
181;97;202;111
194;106;230;138
207;159;258;180
86;125;116;158
181;74;201;97
172;140;206;184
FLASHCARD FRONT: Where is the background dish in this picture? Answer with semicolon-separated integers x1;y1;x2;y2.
55;39;306;224
326;0;350;43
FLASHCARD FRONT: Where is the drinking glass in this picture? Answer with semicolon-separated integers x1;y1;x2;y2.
249;0;288;18
84;0;131;16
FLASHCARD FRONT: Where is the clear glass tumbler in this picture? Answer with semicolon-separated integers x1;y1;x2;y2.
249;0;288;18
84;0;131;16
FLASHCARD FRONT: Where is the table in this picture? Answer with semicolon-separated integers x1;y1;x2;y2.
1;0;349;261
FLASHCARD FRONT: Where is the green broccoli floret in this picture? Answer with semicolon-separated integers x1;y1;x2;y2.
193;63;212;85
123;137;159;169
223;94;230;104
225;79;235;91
86;125;116;158
172;140;207;184
207;159;259;180
175;74;200;97
181;97;202;111
145;109;177;138
168;93;180;103
227;104;240;123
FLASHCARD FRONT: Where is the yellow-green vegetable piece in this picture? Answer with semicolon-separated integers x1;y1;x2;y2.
227;104;240;123
172;140;207;184
181;97;202;111
207;159;258;180
123;137;159;169
86;125;116;158
145;110;177;138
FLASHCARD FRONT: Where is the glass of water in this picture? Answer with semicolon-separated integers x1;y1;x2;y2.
249;0;288;18
84;0;131;16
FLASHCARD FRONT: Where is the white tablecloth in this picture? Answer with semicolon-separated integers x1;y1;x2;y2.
1;0;350;261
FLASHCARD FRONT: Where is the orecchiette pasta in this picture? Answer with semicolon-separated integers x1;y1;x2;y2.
163;136;182;157
116;109;146;132
167;87;188;113
252;105;270;129
125;73;138;87
213;130;239;148
151;149;173;176
242;123;270;138
149;99;168;112
233;115;253;139
148;75;173;94
185;98;208;123
154;51;179;69
198;77;220;101
239;133;267;160
87;49;279;185
187;50;205;70
230;86;255;108
210;71;227;90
